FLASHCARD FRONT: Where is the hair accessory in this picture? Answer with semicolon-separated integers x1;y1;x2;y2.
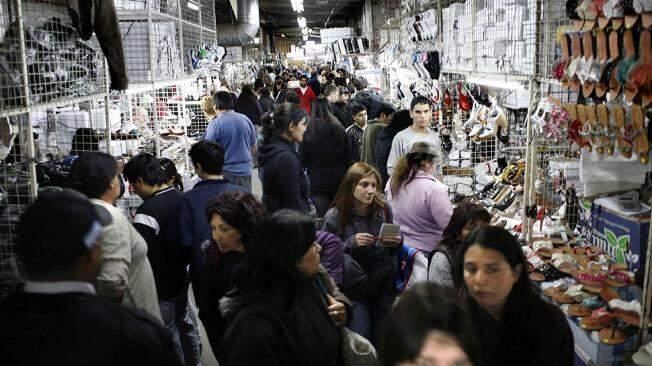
82;221;103;249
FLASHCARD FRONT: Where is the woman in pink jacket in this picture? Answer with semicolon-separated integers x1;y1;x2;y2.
385;141;453;254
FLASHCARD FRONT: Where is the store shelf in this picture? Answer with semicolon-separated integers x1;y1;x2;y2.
0;93;109;119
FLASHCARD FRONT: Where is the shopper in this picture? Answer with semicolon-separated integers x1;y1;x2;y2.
257;103;310;214
178;140;246;302
321;162;400;342
429;203;491;287
159;157;184;191
350;77;385;119
323;84;339;104
200;95;217;122
385;141;452;254
286;90;301;105
375;110;412;185
387;96;442;177
455;226;573;366
346;104;368;162
379;283;479;366
235;84;264;126
0;190;180;366
259;87;275;114
308;70;321;96
204;91;257;192
222;210;349;366
296;74;317;113
301;97;353;217
199;191;265;363
123;153;201;366
70;152;161;321
273;79;287;104
331;86;352;128
361;102;395;169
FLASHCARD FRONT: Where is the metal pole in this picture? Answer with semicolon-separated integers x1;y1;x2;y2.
104;59;112;155
147;4;161;157
16;0;37;199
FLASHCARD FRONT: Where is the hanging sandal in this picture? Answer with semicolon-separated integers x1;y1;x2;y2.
631;104;649;164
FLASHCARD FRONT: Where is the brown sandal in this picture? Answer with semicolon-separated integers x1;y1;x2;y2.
632;104;649;164
612;105;633;158
568;303;593;317
608;31;622;100
597;104;615;155
599;327;628;345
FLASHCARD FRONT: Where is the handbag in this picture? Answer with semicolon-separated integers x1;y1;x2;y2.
341;327;378;366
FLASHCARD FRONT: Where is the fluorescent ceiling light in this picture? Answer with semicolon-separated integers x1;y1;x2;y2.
281;34;286;37
297;16;307;28
187;0;200;11
466;77;527;91
291;0;304;13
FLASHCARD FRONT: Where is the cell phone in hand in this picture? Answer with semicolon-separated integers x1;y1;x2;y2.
377;223;400;246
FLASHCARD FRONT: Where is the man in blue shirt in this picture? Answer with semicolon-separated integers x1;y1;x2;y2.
178;140;246;303
204;91;257;192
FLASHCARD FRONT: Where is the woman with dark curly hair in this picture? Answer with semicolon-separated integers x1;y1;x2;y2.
198;191;265;363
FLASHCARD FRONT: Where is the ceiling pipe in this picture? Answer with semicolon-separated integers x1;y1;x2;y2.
216;0;260;46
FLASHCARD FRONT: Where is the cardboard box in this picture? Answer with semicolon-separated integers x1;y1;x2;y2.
579;202;650;271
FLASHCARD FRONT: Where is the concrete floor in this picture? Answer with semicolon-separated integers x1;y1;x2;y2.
196;168;262;366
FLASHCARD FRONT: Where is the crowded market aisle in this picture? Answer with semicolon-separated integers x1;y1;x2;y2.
1;0;652;366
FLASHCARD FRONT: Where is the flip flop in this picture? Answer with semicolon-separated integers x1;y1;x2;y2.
599;327;628;345
569;303;593;317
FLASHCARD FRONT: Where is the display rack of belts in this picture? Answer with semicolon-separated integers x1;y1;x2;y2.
0;0;116;298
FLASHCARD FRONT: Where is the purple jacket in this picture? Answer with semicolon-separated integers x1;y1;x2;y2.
315;230;343;285
385;171;453;253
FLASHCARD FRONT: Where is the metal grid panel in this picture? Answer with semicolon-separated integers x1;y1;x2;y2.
534;0;569;79
181;0;200;24
119;17;182;83
201;0;216;30
182;25;201;76
114;0;180;18
0;113;32;299
441;0;537;76
0;0;108;114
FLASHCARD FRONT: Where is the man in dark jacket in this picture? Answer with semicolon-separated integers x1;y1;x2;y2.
0;190;180;366
330;86;352;128
360;103;395;169
351;77;385;119
124;154;200;366
375;109;412;185
178;140;246;302
308;70;321;96
346;104;368;161
259;87;275;114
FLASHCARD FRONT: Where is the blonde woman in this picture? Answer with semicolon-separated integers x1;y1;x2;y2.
200;95;217;122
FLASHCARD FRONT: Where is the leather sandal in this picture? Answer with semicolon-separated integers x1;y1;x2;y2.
612;105;633;158
608;30;623;100
631;104;650;164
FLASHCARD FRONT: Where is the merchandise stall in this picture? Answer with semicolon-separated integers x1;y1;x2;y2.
376;0;652;364
0;0;225;296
